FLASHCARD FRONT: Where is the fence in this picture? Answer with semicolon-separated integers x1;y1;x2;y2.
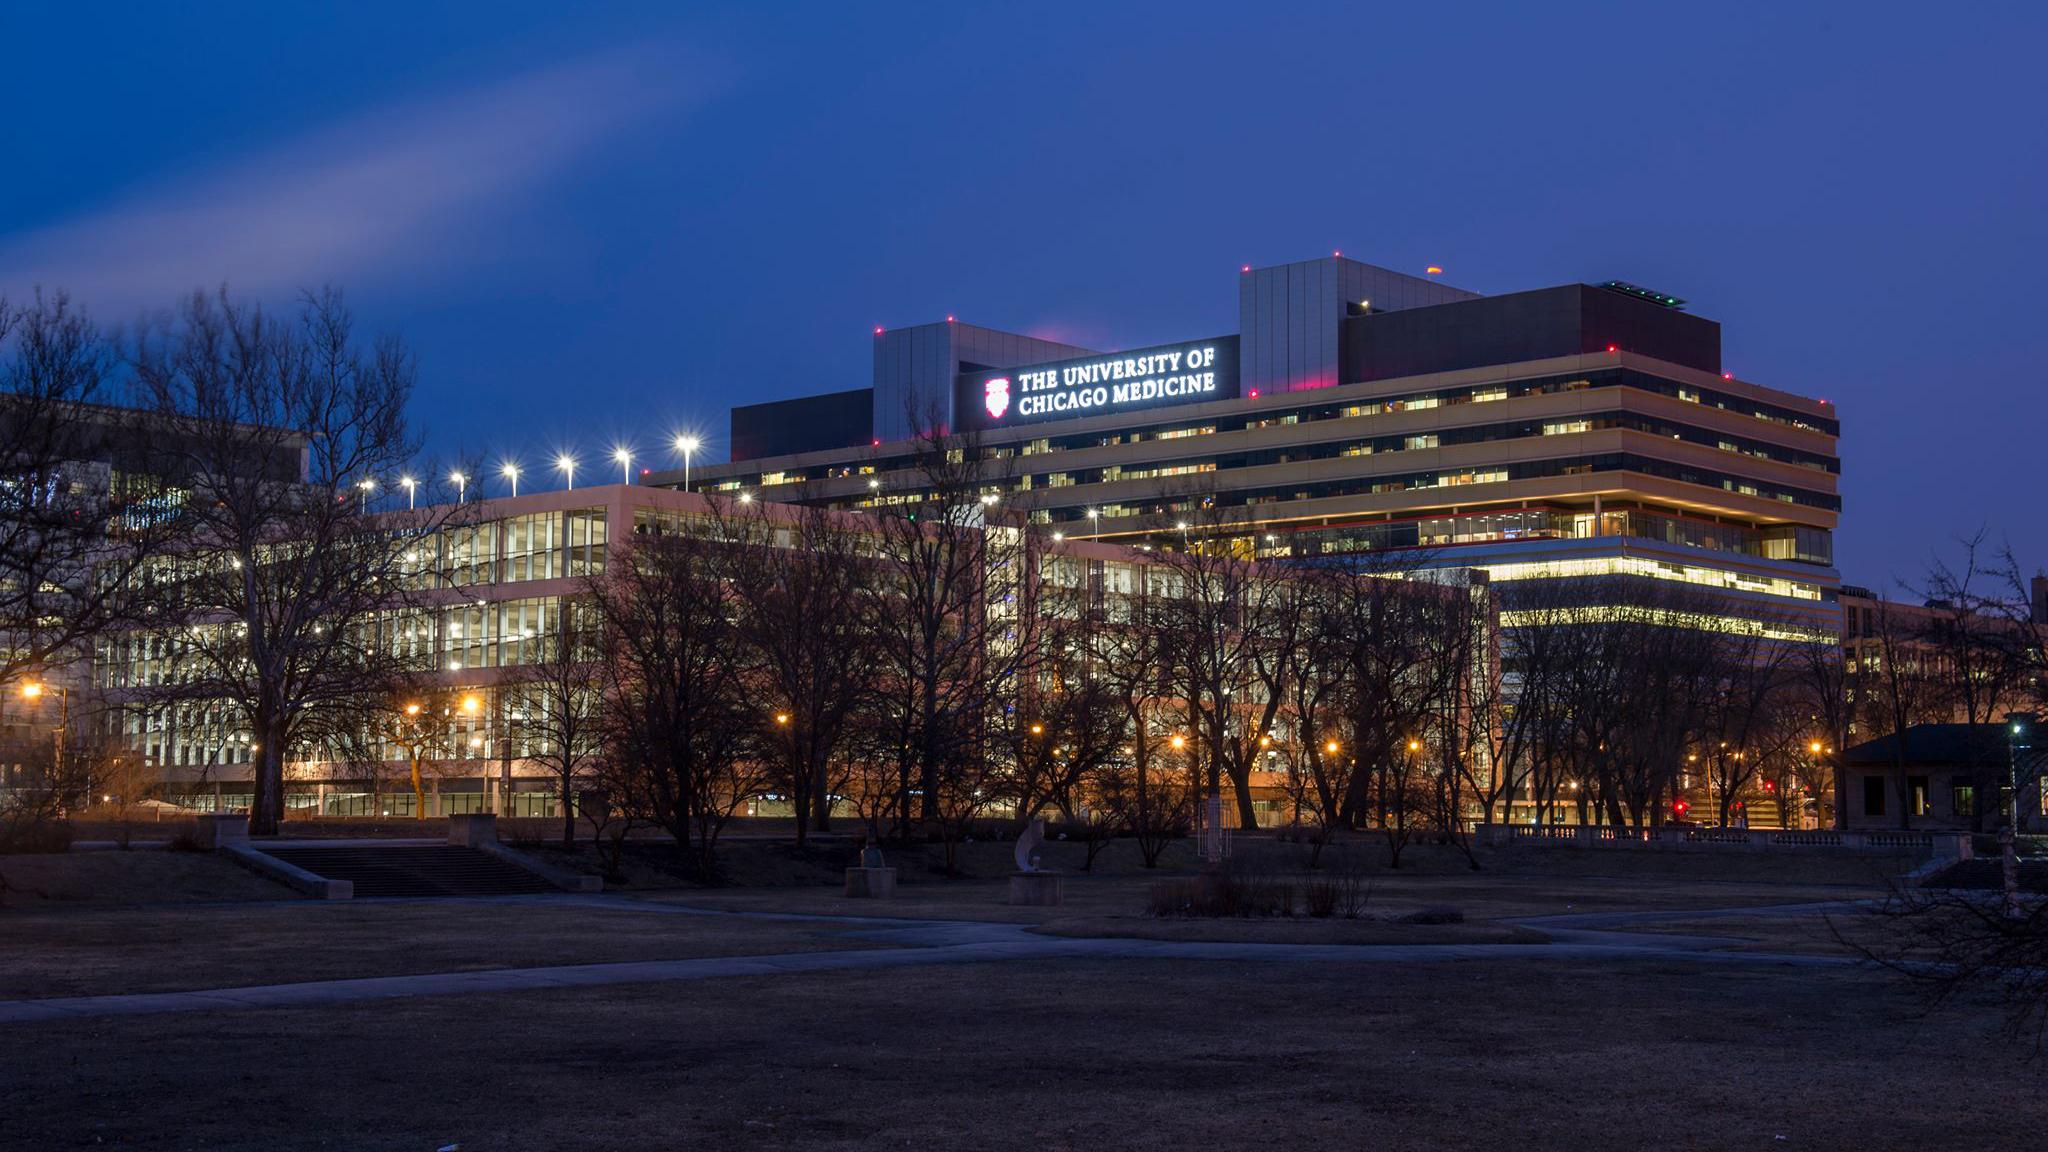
1474;823;1971;859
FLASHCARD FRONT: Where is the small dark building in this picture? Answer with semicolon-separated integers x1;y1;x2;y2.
1840;721;2041;833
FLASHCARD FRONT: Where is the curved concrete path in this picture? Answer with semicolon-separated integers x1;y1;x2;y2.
0;895;1865;1026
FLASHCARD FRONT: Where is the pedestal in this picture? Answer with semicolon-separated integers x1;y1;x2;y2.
194;814;249;850
448;812;498;847
1008;871;1063;906
845;867;897;899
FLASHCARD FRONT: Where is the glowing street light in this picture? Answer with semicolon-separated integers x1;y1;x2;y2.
450;471;468;505
399;475;417;509
19;680;69;776
501;462;520;498
556;454;576;490
1087;508;1101;541
356;477;377;510
674;435;701;493
613;447;633;486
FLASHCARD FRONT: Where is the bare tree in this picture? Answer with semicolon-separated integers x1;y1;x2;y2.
1084;561;1181;867
1854;591;1952;830
1792;622;1853;827
1277;566;1354;867
723;498;877;845
510;598;603;846
859;406;1042;843
1147;501;1307;833
998;563;1127;831
587;527;764;876
0;293;175;694
1697;627;1801;827
1917;535;2031;831
125;288;453;835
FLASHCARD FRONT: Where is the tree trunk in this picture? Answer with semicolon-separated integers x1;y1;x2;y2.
809;758;833;833
250;710;286;836
560;769;576;847
1230;764;1259;832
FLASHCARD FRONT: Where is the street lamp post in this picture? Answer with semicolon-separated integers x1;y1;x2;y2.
460;694;483;813
1087;508;1101;541
356;478;376;511
614;448;632;486
556;454;576;491
20;680;69;788
2004;713;2033;921
501;462;520;498
451;471;468;505
400;475;417;510
675;435;700;493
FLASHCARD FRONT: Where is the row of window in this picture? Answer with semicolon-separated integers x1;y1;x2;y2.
706;368;1838;492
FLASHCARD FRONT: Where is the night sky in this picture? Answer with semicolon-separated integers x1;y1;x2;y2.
3;2;2042;587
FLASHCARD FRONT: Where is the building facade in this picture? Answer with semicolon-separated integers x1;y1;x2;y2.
664;256;1842;642
96;483;1480;827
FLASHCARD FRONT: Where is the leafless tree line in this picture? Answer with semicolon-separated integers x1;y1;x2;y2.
1;286;471;844
7;288;2048;891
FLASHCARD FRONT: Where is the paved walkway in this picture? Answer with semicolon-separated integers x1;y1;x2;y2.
0;896;1865;1025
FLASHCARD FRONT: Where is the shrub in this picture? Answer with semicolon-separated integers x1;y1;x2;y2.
1146;864;1295;918
1303;866;1373;919
0;819;73;855
1399;905;1464;925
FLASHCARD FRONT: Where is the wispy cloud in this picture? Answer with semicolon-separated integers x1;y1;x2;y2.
0;43;708;310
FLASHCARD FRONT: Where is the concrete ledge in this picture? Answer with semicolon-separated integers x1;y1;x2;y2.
845;867;897;899
1476;823;1972;858
224;843;352;900
477;840;603;892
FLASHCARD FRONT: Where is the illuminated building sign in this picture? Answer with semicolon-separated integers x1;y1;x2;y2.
957;336;1239;429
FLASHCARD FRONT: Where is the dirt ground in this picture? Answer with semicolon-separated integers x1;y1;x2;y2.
6;954;2040;1151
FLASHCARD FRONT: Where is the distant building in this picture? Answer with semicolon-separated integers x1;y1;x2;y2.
1840;721;2041;833
668;255;1842;643
94;483;1488;825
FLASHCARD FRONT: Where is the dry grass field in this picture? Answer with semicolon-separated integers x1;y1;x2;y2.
2;837;2039;1150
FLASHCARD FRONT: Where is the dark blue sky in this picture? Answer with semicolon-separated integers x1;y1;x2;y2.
3;2;2043;585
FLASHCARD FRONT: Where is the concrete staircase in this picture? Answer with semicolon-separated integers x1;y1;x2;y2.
255;843;558;898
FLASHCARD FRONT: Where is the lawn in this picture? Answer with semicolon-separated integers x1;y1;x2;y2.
1;835;2029;1149
0;897;879;999
0;849;295;909
4;953;2038;1151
